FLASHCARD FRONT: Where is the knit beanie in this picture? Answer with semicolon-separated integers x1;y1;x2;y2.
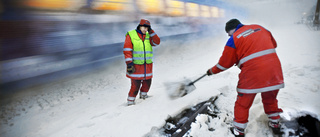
225;19;241;32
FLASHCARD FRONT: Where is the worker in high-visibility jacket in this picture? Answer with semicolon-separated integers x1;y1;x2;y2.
207;19;284;137
123;19;160;106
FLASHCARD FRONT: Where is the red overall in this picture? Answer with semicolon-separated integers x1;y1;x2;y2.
209;24;284;129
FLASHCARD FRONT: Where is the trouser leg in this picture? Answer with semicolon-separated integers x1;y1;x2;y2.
233;92;256;130
140;79;152;96
128;79;142;101
261;90;283;122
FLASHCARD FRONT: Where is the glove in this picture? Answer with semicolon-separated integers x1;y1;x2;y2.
127;62;135;74
148;26;152;32
207;69;213;76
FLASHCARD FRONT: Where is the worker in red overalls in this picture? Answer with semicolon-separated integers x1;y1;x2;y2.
123;19;160;106
207;19;284;136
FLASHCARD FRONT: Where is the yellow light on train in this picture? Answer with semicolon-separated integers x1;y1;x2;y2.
186;2;199;17
93;0;128;11
200;5;210;18
211;6;219;18
136;0;164;14
166;0;184;16
24;0;72;9
219;9;225;18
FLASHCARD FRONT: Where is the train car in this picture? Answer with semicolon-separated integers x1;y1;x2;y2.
91;0;134;12
165;0;185;16
23;0;76;11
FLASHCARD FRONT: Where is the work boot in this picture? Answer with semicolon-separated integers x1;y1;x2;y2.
140;92;149;100
139;94;148;100
230;127;245;137
127;100;135;106
268;121;283;135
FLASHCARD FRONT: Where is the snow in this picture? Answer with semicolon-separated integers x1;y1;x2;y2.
1;0;320;137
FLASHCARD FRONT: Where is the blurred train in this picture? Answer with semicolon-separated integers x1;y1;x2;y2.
0;0;243;93
20;0;226;18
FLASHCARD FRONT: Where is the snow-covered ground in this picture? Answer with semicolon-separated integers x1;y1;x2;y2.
1;0;320;137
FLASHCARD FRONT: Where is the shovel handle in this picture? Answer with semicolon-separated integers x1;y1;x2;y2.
188;74;207;86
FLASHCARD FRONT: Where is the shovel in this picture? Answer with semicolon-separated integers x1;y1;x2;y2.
167;74;207;99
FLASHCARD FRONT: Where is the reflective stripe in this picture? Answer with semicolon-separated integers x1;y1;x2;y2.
237;49;276;67
150;33;156;37
210;68;213;74
123;48;132;51
126;73;153;78
133;57;153;60
125;58;132;61
237;83;284;94
233;121;248;129
140;92;147;96
152;40;159;46
127;97;136;101
269;118;280;123
267;112;280;118
216;64;228;70
133;51;153;54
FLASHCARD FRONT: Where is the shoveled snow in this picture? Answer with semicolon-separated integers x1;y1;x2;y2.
0;0;319;137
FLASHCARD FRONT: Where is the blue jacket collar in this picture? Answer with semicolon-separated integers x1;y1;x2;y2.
136;29;145;35
235;24;244;32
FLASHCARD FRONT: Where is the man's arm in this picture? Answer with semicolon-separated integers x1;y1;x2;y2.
148;29;160;46
123;34;133;64
208;37;238;75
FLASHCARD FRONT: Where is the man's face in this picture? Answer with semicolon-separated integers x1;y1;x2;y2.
227;29;236;37
140;26;148;34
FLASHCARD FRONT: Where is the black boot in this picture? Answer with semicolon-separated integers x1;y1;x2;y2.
268;121;283;135
230;127;245;137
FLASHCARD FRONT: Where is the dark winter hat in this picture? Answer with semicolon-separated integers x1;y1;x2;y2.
225;19;241;33
139;19;150;27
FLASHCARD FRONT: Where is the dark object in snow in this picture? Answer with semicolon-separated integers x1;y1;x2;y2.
296;115;320;137
163;96;218;137
281;114;320;137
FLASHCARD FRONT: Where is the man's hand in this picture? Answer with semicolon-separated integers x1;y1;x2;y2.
207;69;213;76
148;26;152;32
127;62;135;74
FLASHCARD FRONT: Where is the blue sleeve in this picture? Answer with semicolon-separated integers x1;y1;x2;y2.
226;37;236;49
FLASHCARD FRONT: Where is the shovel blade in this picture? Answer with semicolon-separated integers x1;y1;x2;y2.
166;79;196;99
179;83;196;97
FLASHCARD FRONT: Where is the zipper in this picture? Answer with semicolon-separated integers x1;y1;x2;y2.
143;35;146;80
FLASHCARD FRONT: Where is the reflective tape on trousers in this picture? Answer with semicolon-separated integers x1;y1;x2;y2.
233;121;248;129
237;48;276;67
237;83;284;94
267;112;281;118
127;97;135;101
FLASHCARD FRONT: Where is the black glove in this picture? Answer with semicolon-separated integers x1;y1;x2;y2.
148;26;152;32
127;62;135;74
207;69;213;76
